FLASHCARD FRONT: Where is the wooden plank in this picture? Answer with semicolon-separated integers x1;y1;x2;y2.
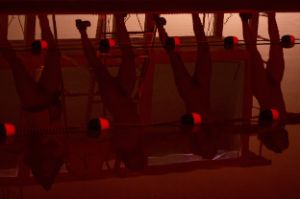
0;0;299;14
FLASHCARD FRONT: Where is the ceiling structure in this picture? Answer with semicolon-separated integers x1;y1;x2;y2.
0;0;299;14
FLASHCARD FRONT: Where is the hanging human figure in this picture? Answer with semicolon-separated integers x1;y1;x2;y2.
240;12;289;153
76;14;139;125
240;12;286;119
76;14;146;171
153;13;212;119
153;14;221;159
0;14;63;128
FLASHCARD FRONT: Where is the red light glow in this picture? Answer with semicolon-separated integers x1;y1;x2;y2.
290;35;295;43
233;36;239;44
271;109;280;121
192;113;202;124
41;40;48;49
99;118;110;130
108;39;116;47
174;37;181;46
4;123;16;137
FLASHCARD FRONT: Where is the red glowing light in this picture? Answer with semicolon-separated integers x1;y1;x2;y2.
174;37;181;46
290;35;295;44
192;113;202;124
108;38;116;47
40;40;48;49
99;118;110;130
224;36;239;49
271;109;280;121
4;123;16;137
281;35;296;48
233;36;239;44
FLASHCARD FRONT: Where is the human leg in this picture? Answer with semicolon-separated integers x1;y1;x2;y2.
37;14;63;95
240;13;258;52
240;13;286;115
250;13;259;41
0;15;52;110
266;12;285;84
76;19;136;120
192;13;211;90
153;14;194;100
76;19;115;86
152;14;168;48
114;14;136;96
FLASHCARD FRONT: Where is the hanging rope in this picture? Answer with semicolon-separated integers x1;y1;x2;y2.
124;14;130;23
206;13;213;36
136;14;144;32
224;13;233;24
106;14;112;36
8;15;15;27
52;14;58;41
17;15;24;34
202;13;206;30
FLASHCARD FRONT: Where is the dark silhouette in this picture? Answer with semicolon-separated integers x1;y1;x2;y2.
258;125;289;153
76;14;145;171
65;135;113;178
112;130;146;172
240;12;289;153
0;15;63;128
24;135;66;190
153;13;212;119
153;13;217;158
240;12;286;118
76;14;139;125
189;126;218;159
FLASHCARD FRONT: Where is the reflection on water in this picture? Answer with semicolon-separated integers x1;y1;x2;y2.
1;12;300;198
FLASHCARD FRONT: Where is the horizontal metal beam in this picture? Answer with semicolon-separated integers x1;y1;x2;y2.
0;0;299;14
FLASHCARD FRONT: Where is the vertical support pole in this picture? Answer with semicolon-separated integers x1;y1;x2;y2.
51;14;69;128
0;14;8;39
85;14;107;121
243;56;253;121
52;14;58;41
138;14;156;123
22;15;35;108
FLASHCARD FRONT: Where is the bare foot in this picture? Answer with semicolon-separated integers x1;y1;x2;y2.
75;19;91;31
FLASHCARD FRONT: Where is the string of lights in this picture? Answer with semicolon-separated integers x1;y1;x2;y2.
0;35;297;53
0;108;283;138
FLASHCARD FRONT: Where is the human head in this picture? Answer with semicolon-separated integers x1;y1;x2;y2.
258;125;289;153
